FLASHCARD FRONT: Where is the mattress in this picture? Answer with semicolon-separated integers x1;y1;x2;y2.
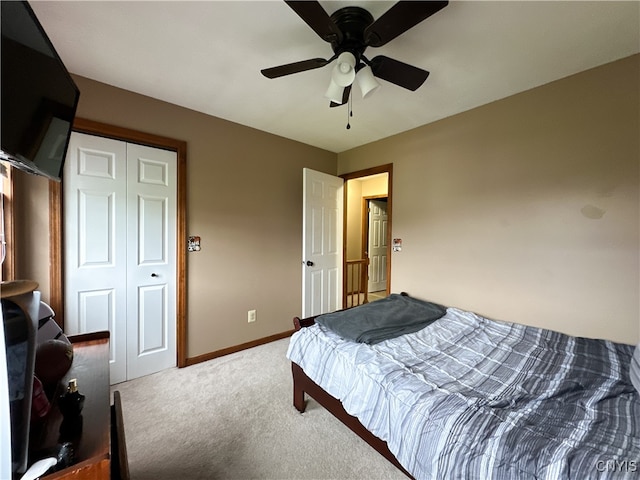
286;307;640;479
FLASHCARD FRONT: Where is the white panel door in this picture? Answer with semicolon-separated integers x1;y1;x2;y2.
125;143;177;380
368;199;388;292
64;133;177;384
302;168;343;318
64;133;128;383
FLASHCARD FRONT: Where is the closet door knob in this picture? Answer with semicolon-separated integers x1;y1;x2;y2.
151;273;158;277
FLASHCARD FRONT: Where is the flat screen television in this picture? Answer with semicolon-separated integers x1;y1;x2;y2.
1;1;80;182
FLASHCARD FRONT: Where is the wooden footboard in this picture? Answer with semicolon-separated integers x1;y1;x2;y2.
291;316;413;479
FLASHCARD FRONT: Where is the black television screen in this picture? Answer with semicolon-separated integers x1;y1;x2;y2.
1;1;80;182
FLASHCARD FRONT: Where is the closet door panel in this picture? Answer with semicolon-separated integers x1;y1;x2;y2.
64;133;128;384
125;143;177;380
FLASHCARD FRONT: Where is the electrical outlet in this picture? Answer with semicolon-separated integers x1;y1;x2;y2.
248;309;257;323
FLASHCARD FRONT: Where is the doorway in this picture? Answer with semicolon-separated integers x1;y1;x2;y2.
342;164;392;308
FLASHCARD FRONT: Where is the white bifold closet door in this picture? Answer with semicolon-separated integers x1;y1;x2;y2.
64;132;177;384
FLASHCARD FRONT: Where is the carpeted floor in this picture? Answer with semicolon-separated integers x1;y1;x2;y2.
111;337;407;480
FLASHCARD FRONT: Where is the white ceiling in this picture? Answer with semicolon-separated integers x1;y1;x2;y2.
30;1;640;153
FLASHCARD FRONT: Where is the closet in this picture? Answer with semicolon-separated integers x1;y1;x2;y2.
63;132;177;384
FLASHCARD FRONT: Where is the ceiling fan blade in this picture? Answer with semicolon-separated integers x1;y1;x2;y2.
364;1;448;48
369;56;430;91
330;85;351;108
285;1;343;44
261;58;330;79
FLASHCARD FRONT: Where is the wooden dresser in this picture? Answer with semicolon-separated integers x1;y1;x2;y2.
28;331;128;480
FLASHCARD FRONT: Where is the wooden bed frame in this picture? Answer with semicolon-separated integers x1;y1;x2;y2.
291;315;413;479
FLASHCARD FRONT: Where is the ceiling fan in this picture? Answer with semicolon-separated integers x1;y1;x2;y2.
261;1;448;107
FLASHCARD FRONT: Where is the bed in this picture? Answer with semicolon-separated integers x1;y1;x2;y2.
286;293;640;479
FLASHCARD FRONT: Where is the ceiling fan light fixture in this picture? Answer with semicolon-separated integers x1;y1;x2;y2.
263;2;450;110
324;78;344;104
356;65;380;99
331;51;356;87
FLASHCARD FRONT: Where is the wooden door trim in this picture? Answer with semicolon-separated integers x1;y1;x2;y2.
2;166;16;281
340;163;393;296
49;117;188;368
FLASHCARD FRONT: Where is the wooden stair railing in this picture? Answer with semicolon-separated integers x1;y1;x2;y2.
345;259;369;308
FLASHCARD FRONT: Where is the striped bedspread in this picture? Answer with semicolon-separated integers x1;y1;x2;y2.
286;307;640;479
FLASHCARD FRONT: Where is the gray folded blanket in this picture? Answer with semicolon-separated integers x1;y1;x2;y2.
316;293;446;344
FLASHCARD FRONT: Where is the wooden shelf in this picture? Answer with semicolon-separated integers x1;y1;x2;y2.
30;331;112;480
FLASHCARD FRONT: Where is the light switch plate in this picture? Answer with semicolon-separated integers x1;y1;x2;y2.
188;236;201;252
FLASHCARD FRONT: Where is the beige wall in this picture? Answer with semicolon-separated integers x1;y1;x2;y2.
338;55;640;344
17;75;336;359
14;54;639;359
13;169;51;298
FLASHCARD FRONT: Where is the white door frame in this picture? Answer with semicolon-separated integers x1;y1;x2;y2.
48;118;188;368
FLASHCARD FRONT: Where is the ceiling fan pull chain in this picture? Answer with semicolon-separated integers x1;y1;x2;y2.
346;89;353;130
